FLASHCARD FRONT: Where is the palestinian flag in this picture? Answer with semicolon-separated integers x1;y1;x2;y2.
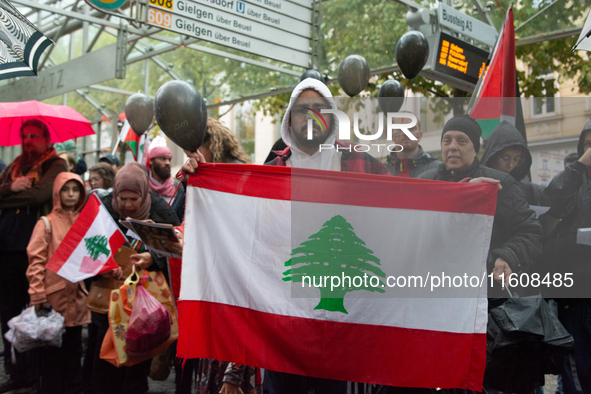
119;120;141;160
177;164;497;390
138;132;150;168
468;6;524;140
46;194;126;282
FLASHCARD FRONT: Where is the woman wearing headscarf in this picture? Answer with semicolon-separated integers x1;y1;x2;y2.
90;162;180;394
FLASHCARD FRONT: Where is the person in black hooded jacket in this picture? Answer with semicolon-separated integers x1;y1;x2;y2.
543;119;591;393
419;115;542;298
481;121;549;206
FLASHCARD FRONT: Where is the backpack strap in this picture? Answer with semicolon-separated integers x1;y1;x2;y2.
41;216;51;241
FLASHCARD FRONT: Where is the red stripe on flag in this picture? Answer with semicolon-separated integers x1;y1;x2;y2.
46;194;101;273
187;163;497;216
500;8;516;117
469;8;516;121
177;300;486;390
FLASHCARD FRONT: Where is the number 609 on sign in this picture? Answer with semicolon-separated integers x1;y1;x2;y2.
148;8;172;28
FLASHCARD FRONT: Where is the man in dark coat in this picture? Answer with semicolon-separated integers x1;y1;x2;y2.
419;115;542;297
481;121;549;206
543;119;591;393
0;119;68;393
385;113;440;177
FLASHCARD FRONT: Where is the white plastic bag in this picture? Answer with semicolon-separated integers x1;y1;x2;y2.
4;306;65;352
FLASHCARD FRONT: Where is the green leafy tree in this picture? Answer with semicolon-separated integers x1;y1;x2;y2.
455;0;591;97
85;235;110;260
283;215;386;314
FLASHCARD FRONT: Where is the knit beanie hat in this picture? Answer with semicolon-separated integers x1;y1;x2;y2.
441;115;482;153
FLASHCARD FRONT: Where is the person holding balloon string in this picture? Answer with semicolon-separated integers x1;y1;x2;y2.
161;36;434;392
165;118;259;394
176;78;390;394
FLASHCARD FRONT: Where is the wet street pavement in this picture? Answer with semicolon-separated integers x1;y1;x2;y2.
0;327;179;394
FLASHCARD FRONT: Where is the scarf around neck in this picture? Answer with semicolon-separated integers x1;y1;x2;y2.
9;148;58;185
149;172;175;197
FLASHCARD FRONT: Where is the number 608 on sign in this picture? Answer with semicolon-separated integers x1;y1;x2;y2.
148;8;172;28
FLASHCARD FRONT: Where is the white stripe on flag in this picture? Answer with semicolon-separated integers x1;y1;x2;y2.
181;188;490;335
57;204;120;281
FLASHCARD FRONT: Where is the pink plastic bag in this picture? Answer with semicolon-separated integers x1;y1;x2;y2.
125;279;171;358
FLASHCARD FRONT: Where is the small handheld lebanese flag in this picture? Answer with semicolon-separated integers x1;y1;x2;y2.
46;194;126;282
177;164;497;390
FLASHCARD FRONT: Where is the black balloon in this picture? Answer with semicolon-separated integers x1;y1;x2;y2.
300;69;325;83
395;31;429;80
378;80;405;114
338;55;370;97
125;93;154;136
154;81;207;152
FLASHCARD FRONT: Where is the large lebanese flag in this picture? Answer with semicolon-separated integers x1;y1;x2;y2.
177;164;497;390
46;194;125;282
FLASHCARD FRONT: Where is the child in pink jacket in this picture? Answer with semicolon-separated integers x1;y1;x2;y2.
26;171;90;393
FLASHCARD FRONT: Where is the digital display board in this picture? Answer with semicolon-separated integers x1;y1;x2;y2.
433;32;489;85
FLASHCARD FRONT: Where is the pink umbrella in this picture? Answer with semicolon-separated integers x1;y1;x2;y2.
0;100;95;146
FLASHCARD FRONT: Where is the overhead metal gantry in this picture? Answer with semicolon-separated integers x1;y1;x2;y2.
4;0;309;120
1;0;587;120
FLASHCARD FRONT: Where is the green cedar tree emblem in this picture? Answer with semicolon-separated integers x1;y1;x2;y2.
85;235;110;260
283;215;386;314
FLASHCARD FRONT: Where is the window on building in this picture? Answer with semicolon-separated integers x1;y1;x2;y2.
235;103;256;160
532;67;556;116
